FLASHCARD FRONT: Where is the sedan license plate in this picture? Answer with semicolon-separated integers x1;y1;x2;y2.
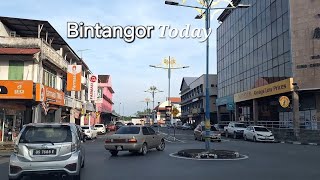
33;149;56;155
116;146;123;151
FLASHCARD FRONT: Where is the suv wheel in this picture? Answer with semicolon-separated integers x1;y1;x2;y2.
140;143;148;155
244;135;247;141
253;136;257;142
233;132;237;139
156;140;165;151
225;131;229;138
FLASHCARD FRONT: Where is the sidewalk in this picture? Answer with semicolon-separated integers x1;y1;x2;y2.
0;142;14;157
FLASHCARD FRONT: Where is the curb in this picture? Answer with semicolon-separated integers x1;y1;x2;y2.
278;141;319;146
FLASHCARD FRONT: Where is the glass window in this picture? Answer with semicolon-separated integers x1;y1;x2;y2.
276;0;282;18
271;21;277;39
265;6;271;26
273;57;279;67
283;31;290;53
19;125;72;143
278;54;285;65
268;59;273;70
116;127;141;134
273;66;279;77
278;33;284;55
8;61;24;80
266;25;272;42
282;0;289;14
272;38;278;58
284;61;292;77
267;41;272;60
270;2;277;22
147;127;156;135
142;127;149;135
279;64;285;77
283;13;289;32
277;16;283;36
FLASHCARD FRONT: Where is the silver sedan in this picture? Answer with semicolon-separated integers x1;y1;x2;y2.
104;126;165;156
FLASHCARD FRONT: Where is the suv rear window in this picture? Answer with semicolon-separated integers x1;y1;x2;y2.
94;124;104;127
19;125;72;143
115;127;140;134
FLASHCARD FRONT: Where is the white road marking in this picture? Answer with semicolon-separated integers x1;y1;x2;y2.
169;152;249;161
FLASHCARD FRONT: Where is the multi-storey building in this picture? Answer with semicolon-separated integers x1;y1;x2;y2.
95;75;115;125
180;75;218;124
216;0;320;142
0;16;101;141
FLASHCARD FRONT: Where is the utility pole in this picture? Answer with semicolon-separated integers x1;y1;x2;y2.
145;86;163;125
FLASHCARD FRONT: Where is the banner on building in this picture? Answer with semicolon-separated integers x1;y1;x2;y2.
165;106;172;120
0;80;33;99
95;87;103;104
67;65;82;91
35;84;65;106
88;74;98;101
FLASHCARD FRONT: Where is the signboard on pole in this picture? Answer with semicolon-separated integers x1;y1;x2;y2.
95;87;103;104
67;65;82;91
165;106;172;120
88;74;98;101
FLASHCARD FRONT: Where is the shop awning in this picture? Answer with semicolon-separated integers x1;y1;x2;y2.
0;48;40;55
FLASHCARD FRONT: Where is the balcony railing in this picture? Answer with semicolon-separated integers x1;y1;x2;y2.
0;37;68;70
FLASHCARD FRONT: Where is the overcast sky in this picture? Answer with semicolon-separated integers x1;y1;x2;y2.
2;0;230;116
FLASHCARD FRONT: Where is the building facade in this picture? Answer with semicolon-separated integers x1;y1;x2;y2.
154;97;181;125
0;16;109;141
180;75;218;124
216;0;320;142
95;75;116;125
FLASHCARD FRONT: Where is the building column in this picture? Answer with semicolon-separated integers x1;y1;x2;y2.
292;91;300;139
217;106;221;123
32;105;41;123
54;108;62;123
234;103;239;121
253;99;259;125
69;109;76;124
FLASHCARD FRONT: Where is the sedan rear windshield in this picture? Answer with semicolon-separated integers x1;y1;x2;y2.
115;127;140;134
202;126;217;131
235;124;246;128
81;126;89;129
19;126;72;143
254;127;269;132
94;125;104;127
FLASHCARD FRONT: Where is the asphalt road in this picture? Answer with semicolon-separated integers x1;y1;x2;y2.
1;127;320;180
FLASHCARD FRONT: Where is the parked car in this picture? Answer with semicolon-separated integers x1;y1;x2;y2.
181;123;192;130
106;123;116;132
104;125;165;156
76;125;87;142
194;124;221;142
214;124;227;136
243;126;275;142
94;124;106;134
81;125;98;139
115;121;124;130
127;122;134;126
224;122;247;139
9;123;85;180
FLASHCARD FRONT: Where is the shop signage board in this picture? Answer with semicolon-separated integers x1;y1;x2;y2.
35;84;65;106
279;96;290;108
88;74;98;101
234;78;293;102
67;65;82;91
0;80;33;99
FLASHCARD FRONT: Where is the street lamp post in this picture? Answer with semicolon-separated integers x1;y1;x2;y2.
150;57;189;126
141;98;151;125
145;86;163;125
165;0;250;151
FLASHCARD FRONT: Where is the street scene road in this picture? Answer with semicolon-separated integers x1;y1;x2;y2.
1;128;319;180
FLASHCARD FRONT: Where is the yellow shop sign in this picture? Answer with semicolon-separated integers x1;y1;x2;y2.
234;78;294;102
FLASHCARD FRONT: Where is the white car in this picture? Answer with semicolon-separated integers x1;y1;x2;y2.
94;124;106;134
81;125;98;139
243;126;275;142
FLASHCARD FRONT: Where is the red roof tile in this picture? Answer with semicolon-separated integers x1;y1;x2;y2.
169;97;181;103
0;48;40;55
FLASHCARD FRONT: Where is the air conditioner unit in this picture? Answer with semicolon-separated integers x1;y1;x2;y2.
9;31;16;37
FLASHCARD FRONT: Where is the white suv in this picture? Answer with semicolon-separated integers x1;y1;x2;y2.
9;123;85;180
94;124;106;134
